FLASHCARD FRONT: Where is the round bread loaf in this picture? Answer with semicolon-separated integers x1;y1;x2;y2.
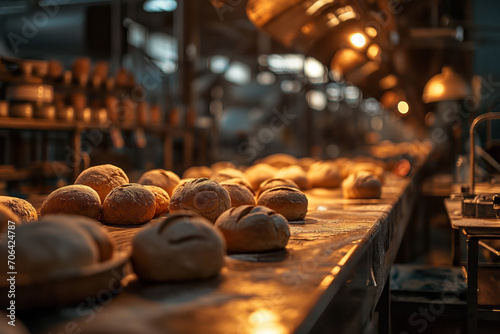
244;164;277;190
220;181;255;207
169;178;231;223
211;161;236;171
307;161;342;188
132;211;225;281
0;196;37;222
182;166;212;179
75;164;129;203
40;184;101;219
347;162;385;182
256;178;300;198
274;166;309;190
256;186;308;221
222;178;255;195
211;168;246;183
137;169;180;197
101;184;156;225
144;185;170;218
258;153;299;169
342;171;382;199
0;203;20;233
215;205;290;253
0;215;100;283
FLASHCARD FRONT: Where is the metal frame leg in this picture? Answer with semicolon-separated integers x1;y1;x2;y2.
452;229;461;266
378;277;391;334
467;237;479;334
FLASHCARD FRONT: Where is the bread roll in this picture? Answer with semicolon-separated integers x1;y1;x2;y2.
307;161;342;188
258;153;299;169
222;178;255;195
220;181;255;207
348;162;385;181
144;185;170;218
132;211;225;281
342;171;382;199
75;164;129;203
211;161;236;171
215;205;289;253
244;164;277;190
40;184;101;219
274;166;309;190
256;178;300;198
182;166;212;179
0;203;20;233
169;178;231;223
211;168;246;183
0;215;100;283
101;184;156;225
256;186;308;221
0;196;37;222
137;169;180;197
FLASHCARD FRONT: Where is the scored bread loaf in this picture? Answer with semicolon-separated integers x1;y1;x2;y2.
220;181;255;207
256;186;308;221
256;178;300;198
342;171;382;199
101;184;156;225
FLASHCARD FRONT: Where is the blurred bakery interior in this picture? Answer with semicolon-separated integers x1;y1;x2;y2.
1;0;500;333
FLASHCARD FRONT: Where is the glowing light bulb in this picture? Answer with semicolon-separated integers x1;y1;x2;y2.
397;101;409;114
350;33;366;48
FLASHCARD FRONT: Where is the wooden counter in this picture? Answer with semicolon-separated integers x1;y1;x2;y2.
21;174;418;334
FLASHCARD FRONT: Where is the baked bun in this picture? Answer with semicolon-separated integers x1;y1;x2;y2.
256;186;308;221
137;169;180;197
0;204;20;233
169;178;231;223
75;164;129;203
101;184;156;225
143;185;170;218
0;196;37;222
274;166;309;190
307;161;342;188
211;161;236;171
0;215;103;283
259;153;299;169
182;166;212;179
40;184;101;219
348;161;385;181
220;181;255;207
256;178;300;198
223;178;254;195
211;168;246;183
244;164;277;190
342;171;382;199
131;211;225;281
215;205;290;253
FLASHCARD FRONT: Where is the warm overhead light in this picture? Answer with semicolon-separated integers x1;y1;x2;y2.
350;33;366;48
143;0;177;12
422;67;471;103
366;44;381;60
379;75;398;90
397;101;409;114
365;26;378;38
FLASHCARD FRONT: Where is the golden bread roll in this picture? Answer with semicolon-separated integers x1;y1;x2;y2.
258;153;299;169
137;169;180;197
274;165;309;190
348;162;385;182
211;168;246;183
75;164;129;203
256;186;308;221
211;161;236;171
244;163;277;190
307;161;342;188
0;196;37;222
0;215;101;283
220;181;256;207
101;184;156;225
256;178;300;198
168;178;231;223
0;204;20;233
182;166;212;179
143;185;170;218
131;211;225;281
171;178;195;195
40;184;101;219
342;171;382;199
222;178;255;195
215;205;290;253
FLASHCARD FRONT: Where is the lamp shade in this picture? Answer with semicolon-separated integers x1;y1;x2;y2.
422;67;471;103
